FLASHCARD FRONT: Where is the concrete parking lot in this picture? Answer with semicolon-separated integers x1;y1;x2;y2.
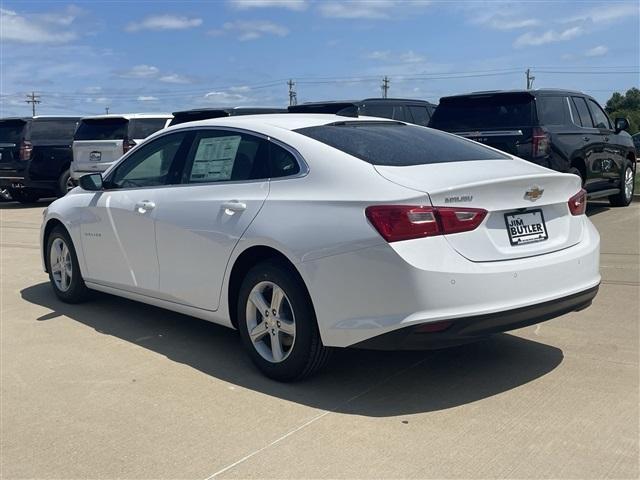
1;200;638;479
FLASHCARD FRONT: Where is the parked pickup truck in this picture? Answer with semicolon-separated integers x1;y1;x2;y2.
0;116;80;203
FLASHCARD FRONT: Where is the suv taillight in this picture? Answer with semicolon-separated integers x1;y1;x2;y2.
365;205;487;242
123;138;136;154
532;127;550;158
568;189;587;216
19;141;33;161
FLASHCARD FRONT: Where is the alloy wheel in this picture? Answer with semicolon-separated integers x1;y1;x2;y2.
245;281;296;363
66;176;75;192
50;238;73;292
624;167;634;201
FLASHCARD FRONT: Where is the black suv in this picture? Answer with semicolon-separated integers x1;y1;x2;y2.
0;116;80;203
289;98;437;126
169;107;287;126
430;89;636;206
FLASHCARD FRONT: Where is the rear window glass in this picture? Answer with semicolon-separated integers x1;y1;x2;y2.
75;119;128;140
408;106;430;126
30;119;78;142
129;118;168;139
536;96;569;125
430;94;535;130
0;121;27;143
295;122;509;166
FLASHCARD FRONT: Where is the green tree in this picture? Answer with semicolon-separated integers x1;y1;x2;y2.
605;88;640;134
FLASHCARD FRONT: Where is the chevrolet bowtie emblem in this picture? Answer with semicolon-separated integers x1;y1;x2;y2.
524;186;544;201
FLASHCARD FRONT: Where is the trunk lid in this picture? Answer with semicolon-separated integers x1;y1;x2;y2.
375;159;584;262
72;117;128;172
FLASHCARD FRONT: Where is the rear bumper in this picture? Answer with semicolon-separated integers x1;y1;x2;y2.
0;171;56;192
353;285;599;350
70;162;115;180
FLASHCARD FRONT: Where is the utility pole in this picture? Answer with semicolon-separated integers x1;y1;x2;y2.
526;68;535;89
287;79;297;106
381;76;390;98
25;91;41;117
105;106;110;114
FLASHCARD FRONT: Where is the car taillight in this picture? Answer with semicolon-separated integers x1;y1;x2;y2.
19;141;33;161
123;138;136;154
532;127;550;158
568;189;587;215
365;205;487;242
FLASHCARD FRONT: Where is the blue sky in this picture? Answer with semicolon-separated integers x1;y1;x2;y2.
1;0;638;117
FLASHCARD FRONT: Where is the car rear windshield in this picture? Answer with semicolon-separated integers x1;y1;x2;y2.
295;122;509;166
74;118;128;141
430;94;535;130
129;118;168;139
0;120;27;144
30;119;79;143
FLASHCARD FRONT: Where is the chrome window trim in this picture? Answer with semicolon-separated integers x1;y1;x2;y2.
102;125;309;192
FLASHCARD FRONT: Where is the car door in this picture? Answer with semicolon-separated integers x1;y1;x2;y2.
587;98;624;187
570;96;607;192
152;128;273;311
79;131;191;294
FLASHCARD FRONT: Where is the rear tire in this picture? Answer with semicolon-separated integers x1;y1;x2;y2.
45;226;90;303
569;166;584;186
237;260;331;381
57;169;74;197
609;163;634;207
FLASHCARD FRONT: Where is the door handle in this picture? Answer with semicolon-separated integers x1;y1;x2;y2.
135;200;155;213
604;136;610;142
582;136;590;142
222;201;247;214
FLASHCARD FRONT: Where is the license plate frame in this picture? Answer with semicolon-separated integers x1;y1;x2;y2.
504;209;548;246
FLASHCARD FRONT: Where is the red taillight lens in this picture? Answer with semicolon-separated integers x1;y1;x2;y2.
365;205;487;242
532;127;550;158
568;189;587;215
19;141;33;161
123;138;136;154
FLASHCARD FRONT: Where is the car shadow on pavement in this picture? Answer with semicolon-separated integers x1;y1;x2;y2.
586;201;610;217
21;282;564;417
0;199;54;209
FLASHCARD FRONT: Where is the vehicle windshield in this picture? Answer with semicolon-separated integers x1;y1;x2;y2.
0;120;27;144
30;119;78;143
295;121;509;166
74;118;128;140
430;94;535;130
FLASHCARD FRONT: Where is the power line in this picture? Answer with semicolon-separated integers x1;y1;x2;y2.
381;76;390;98
25;91;41;117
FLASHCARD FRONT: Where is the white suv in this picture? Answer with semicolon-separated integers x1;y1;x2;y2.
71;114;172;180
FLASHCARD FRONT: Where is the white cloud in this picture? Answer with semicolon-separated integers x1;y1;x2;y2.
481;16;539;30
137;96;159;101
126;14;203;32
514;26;583;48
212;20;289;41
229;85;251;92
366;50;425;64
585;45;609;57
366;50;391;60
0;7;77;44
120;64;160;78
569;3;639;24
228;0;308;11
159;73;192;84
318;0;430;19
204;91;250;104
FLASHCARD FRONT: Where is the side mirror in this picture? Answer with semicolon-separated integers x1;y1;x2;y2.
614;117;629;133
78;173;103;191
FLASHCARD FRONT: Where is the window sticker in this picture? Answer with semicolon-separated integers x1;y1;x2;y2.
190;135;241;182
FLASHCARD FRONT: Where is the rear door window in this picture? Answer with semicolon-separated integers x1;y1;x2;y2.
295;122;509;166
430;94;535;130
129;118;168;139
74;118;128;140
269;142;300;178
536;96;569;125
571;97;594;128
183;130;269;183
30;119;78;143
587;99;612;130
408;106;430;126
0;120;28;144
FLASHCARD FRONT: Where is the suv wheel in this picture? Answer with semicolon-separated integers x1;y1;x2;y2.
237;260;331;381
57;169;74;196
45;226;90;303
569;166;584;186
609;163;635;207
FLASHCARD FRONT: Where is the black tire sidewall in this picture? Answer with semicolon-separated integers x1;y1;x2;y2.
46;226;87;303
58;169;72;197
237;261;318;381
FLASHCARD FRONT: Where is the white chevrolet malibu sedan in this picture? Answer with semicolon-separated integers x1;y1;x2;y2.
41;114;600;380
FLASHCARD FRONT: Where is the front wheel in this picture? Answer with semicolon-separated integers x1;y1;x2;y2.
237;260;331;381
609;163;635;207
46;226;90;303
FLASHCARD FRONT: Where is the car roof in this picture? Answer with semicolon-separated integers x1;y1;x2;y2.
440;88;587;100
165;113;399;132
291;97;436;108
79;113;173;121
